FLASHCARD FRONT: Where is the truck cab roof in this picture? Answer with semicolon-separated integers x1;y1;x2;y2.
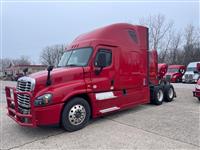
67;23;148;51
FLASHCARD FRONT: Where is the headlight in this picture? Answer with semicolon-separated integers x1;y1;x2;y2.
193;74;199;79
34;93;52;106
196;84;200;90
172;75;177;78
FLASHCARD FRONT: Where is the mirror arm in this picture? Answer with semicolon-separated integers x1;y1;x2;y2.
95;67;103;75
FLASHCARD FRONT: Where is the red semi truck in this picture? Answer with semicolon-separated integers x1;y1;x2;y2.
193;79;200;101
193;63;200;101
164;65;186;83
5;23;176;131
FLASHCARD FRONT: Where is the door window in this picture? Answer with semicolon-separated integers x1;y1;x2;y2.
94;49;112;67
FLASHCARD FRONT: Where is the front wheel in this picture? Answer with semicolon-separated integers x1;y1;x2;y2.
61;97;91;132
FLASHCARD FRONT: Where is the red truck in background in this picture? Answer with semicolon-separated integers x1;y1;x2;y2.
193;63;200;101
193;79;200;101
164;65;186;83
5;23;176;132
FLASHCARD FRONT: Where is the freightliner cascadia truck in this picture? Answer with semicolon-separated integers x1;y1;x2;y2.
5;23;176;132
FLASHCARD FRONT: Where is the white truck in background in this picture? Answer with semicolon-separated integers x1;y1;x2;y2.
182;62;200;83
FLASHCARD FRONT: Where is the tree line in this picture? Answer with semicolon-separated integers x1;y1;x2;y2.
139;14;200;65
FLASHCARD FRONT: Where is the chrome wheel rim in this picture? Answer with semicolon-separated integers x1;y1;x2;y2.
157;89;163;102
168;88;174;99
68;104;86;125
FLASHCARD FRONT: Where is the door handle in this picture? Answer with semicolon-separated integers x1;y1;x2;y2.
111;79;114;86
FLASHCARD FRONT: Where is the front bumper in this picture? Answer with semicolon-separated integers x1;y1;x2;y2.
182;78;198;83
170;77;177;83
5;86;64;127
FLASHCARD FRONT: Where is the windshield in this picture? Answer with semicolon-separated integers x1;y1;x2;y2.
58;47;93;67
186;67;196;72
167;68;179;73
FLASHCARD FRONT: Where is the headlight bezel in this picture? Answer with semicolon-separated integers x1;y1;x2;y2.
34;93;53;106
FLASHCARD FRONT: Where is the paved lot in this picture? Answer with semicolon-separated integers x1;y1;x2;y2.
0;81;199;150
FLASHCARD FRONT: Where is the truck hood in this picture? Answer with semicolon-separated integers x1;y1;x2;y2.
165;72;179;76
184;71;194;75
29;67;84;92
183;71;194;77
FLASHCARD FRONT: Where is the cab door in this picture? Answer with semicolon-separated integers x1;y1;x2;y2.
90;46;119;111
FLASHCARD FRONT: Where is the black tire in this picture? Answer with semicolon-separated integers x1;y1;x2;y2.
151;86;164;105
61;97;91;132
198;97;200;101
159;80;165;86
164;84;175;102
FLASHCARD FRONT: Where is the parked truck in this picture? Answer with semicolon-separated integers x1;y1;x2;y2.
193;63;200;101
164;65;186;83
5;23;176;132
193;79;200;101
182;62;200;83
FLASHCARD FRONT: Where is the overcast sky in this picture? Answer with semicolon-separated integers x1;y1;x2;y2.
1;1;199;64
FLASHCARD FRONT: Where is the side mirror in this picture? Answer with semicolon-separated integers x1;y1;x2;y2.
47;65;54;72
46;65;54;86
94;53;106;75
179;69;185;74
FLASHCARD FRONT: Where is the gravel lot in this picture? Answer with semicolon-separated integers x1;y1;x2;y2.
0;81;199;150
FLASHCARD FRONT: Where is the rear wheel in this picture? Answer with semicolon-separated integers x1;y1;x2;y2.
164;85;175;102
198;97;200;101
151;86;164;105
61;97;91;132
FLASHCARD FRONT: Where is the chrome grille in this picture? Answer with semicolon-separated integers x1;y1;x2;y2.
189;74;193;79
16;77;35;114
185;74;193;80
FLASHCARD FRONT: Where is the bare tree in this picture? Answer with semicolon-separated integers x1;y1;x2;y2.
139;14;174;50
182;24;200;65
168;32;182;64
139;15;200;65
40;44;65;66
0;56;31;70
0;58;12;71
13;56;31;65
158;28;174;63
